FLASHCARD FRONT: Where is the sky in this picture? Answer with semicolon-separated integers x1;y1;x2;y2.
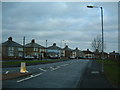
2;2;118;53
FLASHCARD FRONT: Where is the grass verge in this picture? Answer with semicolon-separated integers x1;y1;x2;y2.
97;60;120;88
1;59;65;67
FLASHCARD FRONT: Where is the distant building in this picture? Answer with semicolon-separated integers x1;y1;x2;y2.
25;39;46;59
2;37;23;60
93;49;100;59
62;45;72;59
108;51;119;60
101;52;108;59
47;43;61;59
83;49;94;59
71;48;84;59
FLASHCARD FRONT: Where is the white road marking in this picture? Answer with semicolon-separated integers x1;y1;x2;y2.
57;66;60;68
91;71;99;74
17;73;43;83
61;64;69;66
50;66;60;71
33;73;43;77
5;71;9;74
38;68;47;72
50;67;55;71
50;67;54;69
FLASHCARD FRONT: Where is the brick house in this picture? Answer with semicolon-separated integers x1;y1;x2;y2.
94;49;108;59
2;37;23;60
83;49;94;59
71;48;84;59
47;43;61;58
109;51;119;60
62;45;72;59
25;39;46;59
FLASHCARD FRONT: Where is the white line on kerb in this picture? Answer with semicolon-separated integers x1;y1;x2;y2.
17;73;43;83
38;68;47;72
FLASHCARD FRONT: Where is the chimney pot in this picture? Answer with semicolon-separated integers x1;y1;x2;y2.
53;43;56;46
31;39;35;43
8;37;12;41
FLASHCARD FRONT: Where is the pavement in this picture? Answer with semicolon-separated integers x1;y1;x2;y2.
2;72;32;80
77;60;115;88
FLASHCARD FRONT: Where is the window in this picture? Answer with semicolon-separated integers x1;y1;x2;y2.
40;49;45;52
8;51;14;56
8;47;14;56
18;48;23;51
39;49;41;52
8;47;14;51
34;52;38;56
33;48;38;51
18;52;23;57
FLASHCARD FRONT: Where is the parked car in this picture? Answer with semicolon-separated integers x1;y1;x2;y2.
24;56;34;60
69;56;76;59
49;55;60;59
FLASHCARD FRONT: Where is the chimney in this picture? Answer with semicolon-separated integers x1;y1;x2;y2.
8;37;12;41
53;43;56;46
76;48;78;50
31;39;35;43
65;45;68;48
87;49;89;51
113;51;115;53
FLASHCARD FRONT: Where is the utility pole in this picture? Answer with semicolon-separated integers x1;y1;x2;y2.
46;40;47;58
23;36;25;59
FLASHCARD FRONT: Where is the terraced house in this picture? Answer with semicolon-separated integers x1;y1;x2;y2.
25;39;46;59
2;37;112;60
72;48;84;59
47;43;61;59
2;37;23;60
62;45;73;59
83;49;94;59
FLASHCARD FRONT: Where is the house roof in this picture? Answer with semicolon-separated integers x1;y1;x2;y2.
47;43;61;50
25;39;45;48
83;49;93;54
62;45;72;51
73;48;81;52
2;37;23;47
109;51;119;55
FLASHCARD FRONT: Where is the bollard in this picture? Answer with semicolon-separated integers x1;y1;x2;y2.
20;62;27;73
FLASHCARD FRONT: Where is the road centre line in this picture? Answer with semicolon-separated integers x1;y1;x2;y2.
50;66;60;71
91;71;99;74
17;73;43;83
61;64;69;67
50;67;54;69
38;68;47;72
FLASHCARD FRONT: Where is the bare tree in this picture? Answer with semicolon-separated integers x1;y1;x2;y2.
91;35;102;52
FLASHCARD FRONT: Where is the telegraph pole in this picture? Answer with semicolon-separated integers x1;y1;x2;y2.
23;36;25;59
46;40;47;58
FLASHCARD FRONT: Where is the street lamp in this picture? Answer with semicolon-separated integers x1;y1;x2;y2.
87;5;104;73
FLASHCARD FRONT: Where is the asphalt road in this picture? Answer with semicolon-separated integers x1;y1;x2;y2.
2;59;91;88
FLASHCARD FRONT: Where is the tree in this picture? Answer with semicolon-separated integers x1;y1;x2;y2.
91;35;102;52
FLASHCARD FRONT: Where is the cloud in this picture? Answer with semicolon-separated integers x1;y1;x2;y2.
2;2;118;53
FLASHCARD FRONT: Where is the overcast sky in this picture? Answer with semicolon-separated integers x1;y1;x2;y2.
2;2;118;53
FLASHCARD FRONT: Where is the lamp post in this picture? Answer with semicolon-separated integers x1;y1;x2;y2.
87;5;104;73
